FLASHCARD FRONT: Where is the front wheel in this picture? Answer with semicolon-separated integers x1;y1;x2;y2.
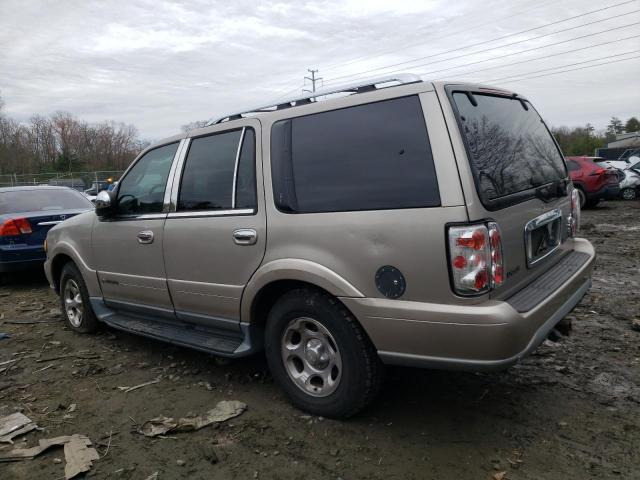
264;288;383;418
59;262;99;333
621;188;637;201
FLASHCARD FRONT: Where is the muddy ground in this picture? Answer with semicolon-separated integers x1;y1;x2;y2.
1;200;639;480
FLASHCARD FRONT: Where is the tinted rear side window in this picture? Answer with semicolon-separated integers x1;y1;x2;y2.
451;92;567;208
179;128;257;211
271;96;440;213
566;160;580;171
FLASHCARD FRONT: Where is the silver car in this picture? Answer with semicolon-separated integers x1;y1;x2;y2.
45;74;595;417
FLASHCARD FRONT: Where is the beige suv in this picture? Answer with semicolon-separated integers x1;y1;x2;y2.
44;74;595;418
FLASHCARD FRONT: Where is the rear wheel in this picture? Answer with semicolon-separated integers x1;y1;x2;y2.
264;288;383;418
621;187;637;200
59;262;99;333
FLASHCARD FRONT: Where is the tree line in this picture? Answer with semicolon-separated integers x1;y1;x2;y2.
1;92;638;176
551;116;639;157
0;95;147;176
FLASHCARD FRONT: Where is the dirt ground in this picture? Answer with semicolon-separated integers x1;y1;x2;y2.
1;200;639;480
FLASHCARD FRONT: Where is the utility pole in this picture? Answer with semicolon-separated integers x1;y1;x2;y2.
303;69;322;96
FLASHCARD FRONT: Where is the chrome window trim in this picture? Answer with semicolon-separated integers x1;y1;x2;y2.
163;139;187;212
169;138;191;211
231;127;246;209
167;208;254;219
112;213;167;221
524;208;562;266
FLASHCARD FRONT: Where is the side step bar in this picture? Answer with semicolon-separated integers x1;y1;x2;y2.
89;298;260;357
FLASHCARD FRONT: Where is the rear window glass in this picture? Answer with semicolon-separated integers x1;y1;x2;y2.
0;189;92;215
452;92;567;207
271;95;440;213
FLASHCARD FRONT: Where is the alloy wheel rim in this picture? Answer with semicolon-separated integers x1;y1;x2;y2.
622;188;636;200
64;279;83;327
281;317;342;397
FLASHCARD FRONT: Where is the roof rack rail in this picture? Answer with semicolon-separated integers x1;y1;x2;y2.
206;73;422;126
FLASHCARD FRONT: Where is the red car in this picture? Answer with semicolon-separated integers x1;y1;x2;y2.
565;156;620;208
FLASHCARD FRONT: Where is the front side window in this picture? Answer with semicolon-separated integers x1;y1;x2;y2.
451;91;567;209
117;142;178;215
178;128;256;211
271;95;440;213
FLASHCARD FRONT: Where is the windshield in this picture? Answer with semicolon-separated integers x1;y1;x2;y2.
452;91;567;208
0;189;92;215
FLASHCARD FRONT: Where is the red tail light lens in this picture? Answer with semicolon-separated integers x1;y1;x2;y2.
590;168;605;176
448;224;490;295
448;222;504;295
0;218;32;237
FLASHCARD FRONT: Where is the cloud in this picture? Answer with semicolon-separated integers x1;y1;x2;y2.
0;0;638;141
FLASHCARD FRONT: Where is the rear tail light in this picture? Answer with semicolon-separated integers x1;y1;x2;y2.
0;218;32;237
568;189;580;237
590;168;606;176
448;222;504;295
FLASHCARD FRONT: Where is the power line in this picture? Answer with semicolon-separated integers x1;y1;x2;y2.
321;2;640;86
327;18;640;86
494;54;640;83
417;33;640;79
319;0;561;72
482;49;640;83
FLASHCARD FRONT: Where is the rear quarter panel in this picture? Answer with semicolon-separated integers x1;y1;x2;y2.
244;83;482;315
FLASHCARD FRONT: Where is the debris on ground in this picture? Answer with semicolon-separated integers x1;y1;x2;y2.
63;434;100;479
0;333;9;340
138;400;247;437
0;412;38;444
117;376;162;393
0;433;99;479
632;318;640;332
0;435;73;461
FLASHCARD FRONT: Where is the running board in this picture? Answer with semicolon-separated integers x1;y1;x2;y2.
89;298;260;357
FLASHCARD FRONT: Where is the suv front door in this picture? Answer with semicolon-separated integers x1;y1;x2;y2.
93;141;181;314
163;120;265;334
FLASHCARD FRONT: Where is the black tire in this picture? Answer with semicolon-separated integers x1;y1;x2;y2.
584;198;600;208
59;262;100;333
264;288;383;418
621;187;637;201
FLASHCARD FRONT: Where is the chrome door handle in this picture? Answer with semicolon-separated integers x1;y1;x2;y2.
137;230;154;244
233;228;257;245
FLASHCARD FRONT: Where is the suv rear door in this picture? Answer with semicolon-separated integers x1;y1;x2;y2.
162;119;266;333
442;85;573;299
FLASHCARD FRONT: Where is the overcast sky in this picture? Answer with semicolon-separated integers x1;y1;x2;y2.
1;0;638;141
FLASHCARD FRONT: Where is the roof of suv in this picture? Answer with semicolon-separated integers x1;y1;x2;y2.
146;75;519;154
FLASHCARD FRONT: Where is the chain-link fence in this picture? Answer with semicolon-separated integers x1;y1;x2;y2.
0;170;124;191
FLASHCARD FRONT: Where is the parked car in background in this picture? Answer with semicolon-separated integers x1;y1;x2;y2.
0;186;93;276
84;181;111;196
618;168;640;200
566;156;620;207
45;77;595;417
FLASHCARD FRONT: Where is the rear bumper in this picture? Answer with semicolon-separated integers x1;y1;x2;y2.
588;184;619;200
340;238;595;371
0;244;46;272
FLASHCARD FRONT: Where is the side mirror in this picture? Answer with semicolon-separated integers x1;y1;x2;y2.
95;190;116;217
